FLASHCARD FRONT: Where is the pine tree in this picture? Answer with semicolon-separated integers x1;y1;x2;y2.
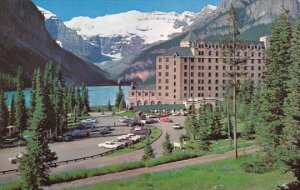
14;68;27;134
162;132;173;155
29;70;38;117
9;95;16;126
76;87;83;116
197;106;211;151
81;83;90;114
185;113;198;140
0;90;8;146
211;103;223;140
257;5;292;163
19;68;57;189
107;100;112;111
119;95;126;111
281;16;300;189
142;137;155;160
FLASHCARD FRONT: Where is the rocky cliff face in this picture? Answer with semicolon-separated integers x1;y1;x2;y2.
0;0;112;86
38;7;111;64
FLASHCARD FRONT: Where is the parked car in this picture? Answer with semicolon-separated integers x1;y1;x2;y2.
173;123;183;129
172;112;181;116
81;118;98;123
8;152;24;164
129;135;142;142
56;135;73;142
127;120;141;127
98;140;125;149
65;129;87;138
117;134;135;140
98;127;109;134
160;117;172;123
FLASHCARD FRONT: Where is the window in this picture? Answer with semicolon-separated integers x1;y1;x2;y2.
158;79;162;83
184;79;188;84
131;92;135;96
145;92;148;96
258;52;261;57
258;59;261;64
191;86;194;90
166;58;169;62
158;72;162;76
166;72;169;76
159;58;162;62
251;73;254;77
216;58;219;63
215;73;219;77
158;93;161;96
166;65;169;69
191;72;194;77
208;73;211;77
216;93;219;97
165;86;169;90
208;58;212;63
209;51;212;56
184;86;187;90
174;61;176;65
251;59;254;64
174;75;176;79
174;68;176;72
198;86;201;90
216;86;219;90
184;58;188;62
223;80;226;84
258;66;261;70
174;82;176;86
158;86;162;90
208;80;211;84
208;66;211;70
251;52;254;57
191;66;194;70
244;52;247;57
251;66;254;71
184;93;187;98
158;65;162;69
223;65;226;70
184;72;188;77
216;79;219;84
208;86;212;90
216;51;219;56
165;93;169;96
191;79;194;84
244;66;247;70
191;58;194;62
166;79;169;83
184;65;188;70
216;66;219;70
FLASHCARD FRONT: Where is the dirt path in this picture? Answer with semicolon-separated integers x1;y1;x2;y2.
45;146;260;190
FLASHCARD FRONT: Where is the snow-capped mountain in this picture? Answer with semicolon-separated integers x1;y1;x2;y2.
65;10;197;44
38;7;110;63
63;5;216;75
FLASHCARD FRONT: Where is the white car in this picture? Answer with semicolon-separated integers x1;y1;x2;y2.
129;135;142;142
8;153;24;164
98;140;125;149
81;118;98;123
173;123;183;129
117;134;135;140
172;112;181;116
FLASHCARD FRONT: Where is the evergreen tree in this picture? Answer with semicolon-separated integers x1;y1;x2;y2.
119;95;126;111
19;68;57;189
211;103;223;140
0;90;8;146
81;83;90;114
66;83;76;113
115;84;124;109
107;100;112;111
29;70;38;117
14;68;27;134
162;132;173;155
197;106;211;151
76;87;83;116
281;16;300;189
257;5;292;163
142;137;155;160
9;95;16;126
185;113;198;140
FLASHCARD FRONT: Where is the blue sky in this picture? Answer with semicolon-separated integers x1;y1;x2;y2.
33;0;221;21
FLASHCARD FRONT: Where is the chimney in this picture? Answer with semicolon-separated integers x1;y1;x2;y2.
260;36;270;49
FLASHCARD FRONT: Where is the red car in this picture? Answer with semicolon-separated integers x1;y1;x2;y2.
160;117;172;123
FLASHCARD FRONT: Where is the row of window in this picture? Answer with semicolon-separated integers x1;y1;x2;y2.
197;43;263;50
130;91;155;96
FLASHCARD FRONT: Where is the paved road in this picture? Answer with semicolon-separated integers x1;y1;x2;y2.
45;146;260;190
0;115;186;182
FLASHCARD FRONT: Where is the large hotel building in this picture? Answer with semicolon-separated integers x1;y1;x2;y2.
128;32;268;107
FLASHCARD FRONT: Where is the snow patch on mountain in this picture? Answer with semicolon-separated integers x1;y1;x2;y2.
64;10;197;44
37;6;57;20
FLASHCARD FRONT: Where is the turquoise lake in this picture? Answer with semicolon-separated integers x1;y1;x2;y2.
4;86;130;107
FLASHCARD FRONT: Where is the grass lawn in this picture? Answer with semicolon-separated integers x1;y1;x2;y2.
68;155;294;190
115;111;135;118
108;126;162;156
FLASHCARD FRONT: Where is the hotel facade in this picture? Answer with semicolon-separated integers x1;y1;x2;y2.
128;32;267;107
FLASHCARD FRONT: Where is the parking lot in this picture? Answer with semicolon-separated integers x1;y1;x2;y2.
0;114;187;182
